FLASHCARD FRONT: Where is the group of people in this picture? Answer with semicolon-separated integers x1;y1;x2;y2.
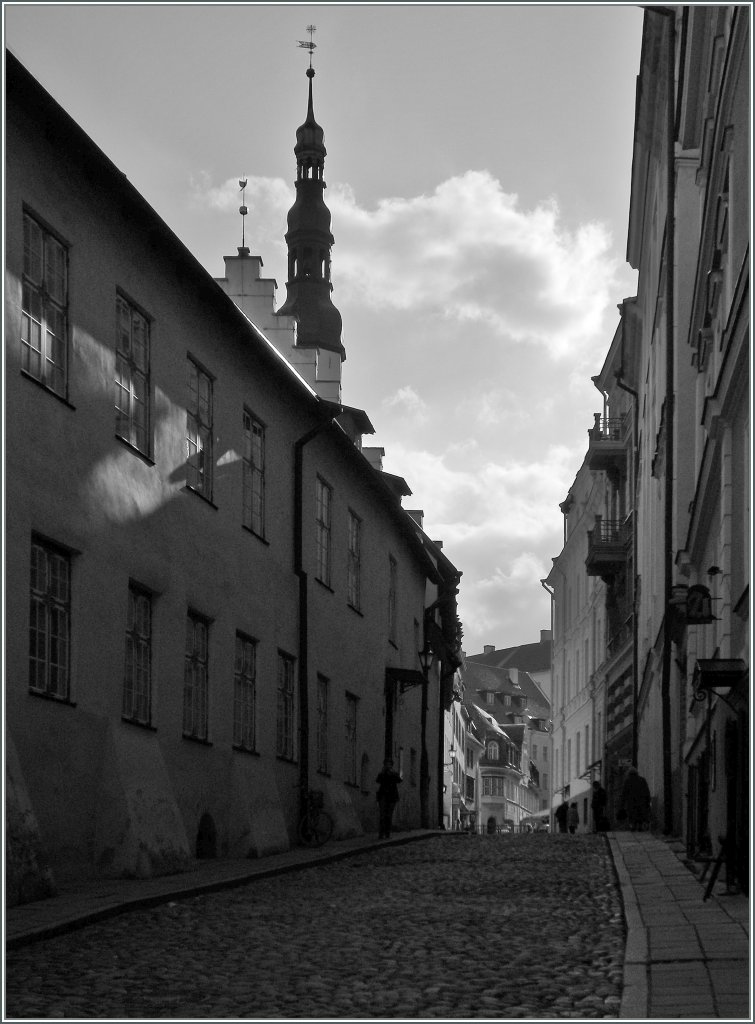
554;768;651;834
375;757;652;840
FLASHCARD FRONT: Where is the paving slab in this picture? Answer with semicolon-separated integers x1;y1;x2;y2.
609;831;750;1020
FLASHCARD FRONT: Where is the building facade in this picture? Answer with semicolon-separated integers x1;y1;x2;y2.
546;6;749;876
5;53;462;904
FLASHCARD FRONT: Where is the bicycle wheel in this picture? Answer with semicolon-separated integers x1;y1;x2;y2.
298;809;334;847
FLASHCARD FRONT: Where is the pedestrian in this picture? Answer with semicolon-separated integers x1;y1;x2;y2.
567;802;579;834
376;759;402;839
618;766;651;831
591;781;609;832
554;800;569;833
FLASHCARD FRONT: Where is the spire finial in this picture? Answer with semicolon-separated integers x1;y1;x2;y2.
238;176;250;256
297;24;316;72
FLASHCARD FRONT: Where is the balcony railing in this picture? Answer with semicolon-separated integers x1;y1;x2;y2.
587;413;630;473
585;515;631;580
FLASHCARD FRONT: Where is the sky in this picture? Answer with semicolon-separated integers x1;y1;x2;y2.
4;2;643;656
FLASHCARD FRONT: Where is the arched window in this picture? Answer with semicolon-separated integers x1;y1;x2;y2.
486;740;499;760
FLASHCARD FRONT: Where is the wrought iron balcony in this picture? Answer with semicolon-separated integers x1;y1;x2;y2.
585;515;631;580
587;413;629;473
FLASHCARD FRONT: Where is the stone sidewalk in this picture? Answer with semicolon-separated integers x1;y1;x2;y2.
5;829;751;1018
609;831;750;1019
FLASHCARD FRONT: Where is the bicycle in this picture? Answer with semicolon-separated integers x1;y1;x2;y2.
297;788;334;847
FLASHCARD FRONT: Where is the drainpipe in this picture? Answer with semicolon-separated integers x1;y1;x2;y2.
294;402;340;821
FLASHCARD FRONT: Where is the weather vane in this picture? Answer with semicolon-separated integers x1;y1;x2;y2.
297;24;316;70
238;176;250;255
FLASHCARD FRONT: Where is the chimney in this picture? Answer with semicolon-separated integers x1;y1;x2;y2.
540;629;552;643
484;645;495;655
406;510;424;529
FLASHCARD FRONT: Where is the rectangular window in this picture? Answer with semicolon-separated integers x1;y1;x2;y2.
388;556;397;643
123;584;152;724
276;652;295;760
347;511;361;610
242;410;265;536
576;731;581;776
483;776;505;797
543;746;548;763
186;357;213;497
183;612;209;740
29;537;71;699
316;674;329;773
410;747;417;786
315;477;332;586
233;633;256;751
344;692;358;785
115;294;150;453
21;212;68;396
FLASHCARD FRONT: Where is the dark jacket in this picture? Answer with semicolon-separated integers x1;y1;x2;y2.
376;768;401;803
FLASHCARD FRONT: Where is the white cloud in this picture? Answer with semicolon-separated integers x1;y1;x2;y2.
329;170;624;361
382;385;428;421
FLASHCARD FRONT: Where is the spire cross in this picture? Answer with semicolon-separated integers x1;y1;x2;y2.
297;24;316;70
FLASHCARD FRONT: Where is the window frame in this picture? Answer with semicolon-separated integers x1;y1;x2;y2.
347;509;362;611
344;691;358;786
21;209;69;398
29;535;72;701
115;291;151;456
186;355;214;499
316;673;329;774
233;631;257;753
183;610;210;741
276;651;296;761
315;476;332;587
242;408;266;538
122;582;153;726
388;555;397;644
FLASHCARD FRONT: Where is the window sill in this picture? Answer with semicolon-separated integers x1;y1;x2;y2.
182;733;212;746
344;781;360;790
28;689;76;707
315;578;334;594
242;525;270;546
316;769;331;778
388;639;399;651
183;486;218;510
276;754;297;764
348;603;364;617
121;716;157;731
115;434;155;466
20;370;75;409
232;744;260;757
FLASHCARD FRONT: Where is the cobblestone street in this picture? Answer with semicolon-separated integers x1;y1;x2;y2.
5;834;625;1019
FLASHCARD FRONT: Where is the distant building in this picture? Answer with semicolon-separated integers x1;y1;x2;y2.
5;52;462;903
469;629;552;700
462;659;550;831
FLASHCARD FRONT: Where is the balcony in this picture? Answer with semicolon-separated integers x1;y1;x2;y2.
587;413;629;474
585;515;631;580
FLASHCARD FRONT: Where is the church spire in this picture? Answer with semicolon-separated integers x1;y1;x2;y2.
277;32;344;360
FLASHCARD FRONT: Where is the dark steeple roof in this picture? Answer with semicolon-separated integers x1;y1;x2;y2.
277;67;344;358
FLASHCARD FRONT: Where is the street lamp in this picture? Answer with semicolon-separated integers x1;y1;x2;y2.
418;642;433;829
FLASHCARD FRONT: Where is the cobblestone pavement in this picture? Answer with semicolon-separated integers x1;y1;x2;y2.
5;834;625;1019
